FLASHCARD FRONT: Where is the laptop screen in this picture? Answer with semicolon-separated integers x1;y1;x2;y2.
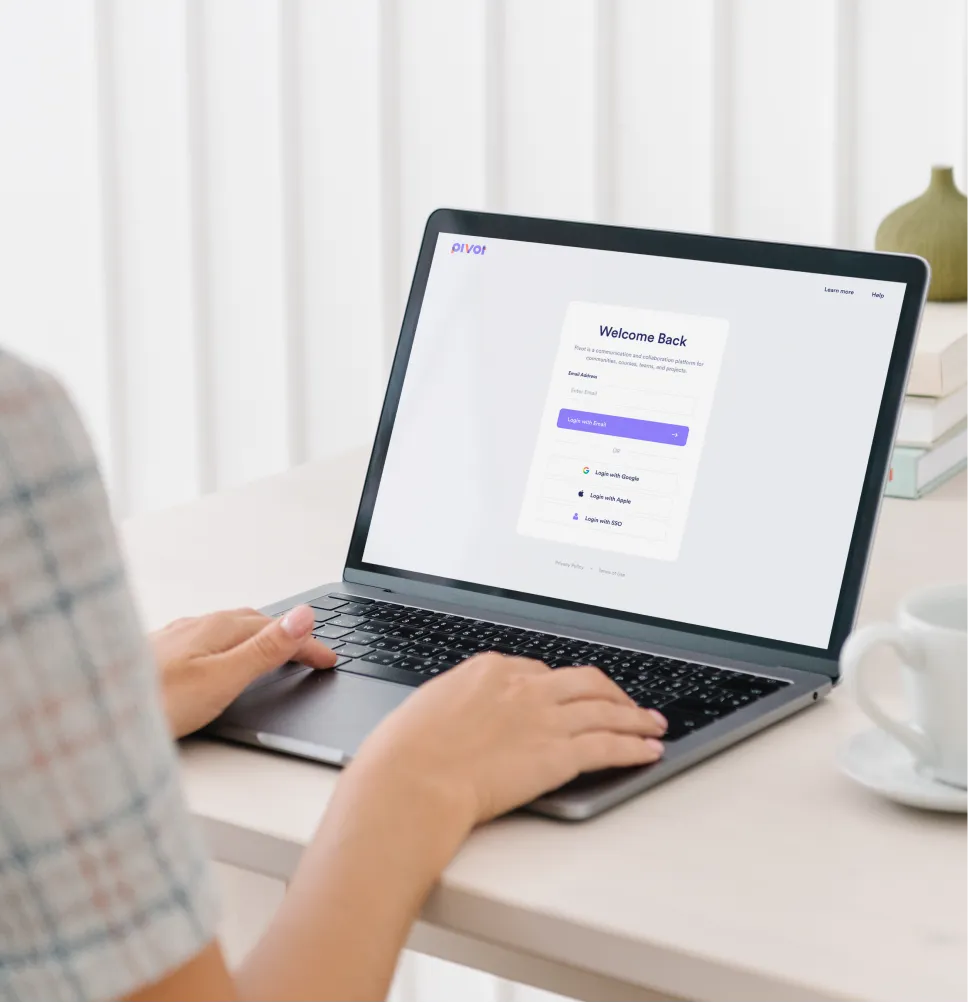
361;232;907;650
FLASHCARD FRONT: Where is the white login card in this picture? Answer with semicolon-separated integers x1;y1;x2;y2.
517;301;730;560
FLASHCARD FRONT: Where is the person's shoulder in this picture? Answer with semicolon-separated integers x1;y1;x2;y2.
0;348;73;413
0;347;94;453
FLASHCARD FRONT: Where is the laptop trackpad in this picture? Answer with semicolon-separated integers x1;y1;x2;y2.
213;667;413;763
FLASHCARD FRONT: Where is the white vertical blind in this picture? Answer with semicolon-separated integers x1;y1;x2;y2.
730;0;841;243
505;0;604;221
0;0;112;482
296;0;390;460
106;0;201;511
614;0;719;232
2;0;964;518
0;1;965;998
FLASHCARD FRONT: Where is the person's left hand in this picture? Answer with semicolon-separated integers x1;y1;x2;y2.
150;605;337;738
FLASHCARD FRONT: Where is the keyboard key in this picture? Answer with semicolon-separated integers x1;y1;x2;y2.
340;630;382;645
363;649;403;665
310;597;346;611
629;688;677;709
328;593;374;604
357;616;390;628
672;693;728;714
330;614;366;628
708;692;757;712
340;659;427;688
337;642;374;658
337;602;372;616
661;707;720;741
313;623;354;639
426;630;460;645
516;648;548;661
395;656;429;672
426;661;461;675
463;625;497;639
406;656;442;672
312;610;340;624
747;679;786;696
411;642;456;659
720;673;785;695
453;638;492;653
652;661;693;679
371;637;413;653
404;613;436;625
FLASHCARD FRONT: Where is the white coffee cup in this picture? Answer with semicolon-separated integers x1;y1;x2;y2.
841;583;967;789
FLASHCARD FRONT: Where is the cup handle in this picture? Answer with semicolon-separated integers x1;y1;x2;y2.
840;624;931;763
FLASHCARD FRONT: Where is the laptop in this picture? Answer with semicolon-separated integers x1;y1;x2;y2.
206;209;928;820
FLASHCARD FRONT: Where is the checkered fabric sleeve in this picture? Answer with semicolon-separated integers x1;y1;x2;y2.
0;352;218;1001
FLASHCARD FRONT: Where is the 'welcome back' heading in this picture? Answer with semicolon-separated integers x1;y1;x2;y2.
599;324;687;347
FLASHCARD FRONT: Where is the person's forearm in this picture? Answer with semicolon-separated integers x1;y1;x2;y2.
235;761;473;1002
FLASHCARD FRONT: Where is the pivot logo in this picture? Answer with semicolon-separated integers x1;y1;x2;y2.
451;241;487;255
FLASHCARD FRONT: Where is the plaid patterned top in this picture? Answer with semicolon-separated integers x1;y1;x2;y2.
0;353;216;1000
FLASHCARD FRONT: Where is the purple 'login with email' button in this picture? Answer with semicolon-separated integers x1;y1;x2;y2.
556;408;689;446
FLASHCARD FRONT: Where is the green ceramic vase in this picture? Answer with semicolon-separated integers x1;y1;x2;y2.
875;166;967;301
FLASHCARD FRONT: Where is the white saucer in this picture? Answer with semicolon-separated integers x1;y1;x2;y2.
838;728;967;813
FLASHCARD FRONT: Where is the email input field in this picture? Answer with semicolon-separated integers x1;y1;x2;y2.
567;382;695;416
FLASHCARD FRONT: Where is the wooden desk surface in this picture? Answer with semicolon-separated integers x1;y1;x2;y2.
122;455;967;1002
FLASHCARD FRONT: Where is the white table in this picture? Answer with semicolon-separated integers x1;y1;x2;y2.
122;454;967;1002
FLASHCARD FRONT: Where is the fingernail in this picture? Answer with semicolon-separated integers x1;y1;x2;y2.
280;605;314;637
643;738;664;756
648;710;668;732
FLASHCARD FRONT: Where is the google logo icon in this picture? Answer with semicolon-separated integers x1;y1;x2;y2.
582;466;590;474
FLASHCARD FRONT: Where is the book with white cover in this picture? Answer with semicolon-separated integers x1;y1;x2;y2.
906;302;966;397
896;385;968;446
886;421;967;499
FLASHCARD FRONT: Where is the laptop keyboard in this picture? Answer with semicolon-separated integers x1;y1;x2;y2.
298;593;790;743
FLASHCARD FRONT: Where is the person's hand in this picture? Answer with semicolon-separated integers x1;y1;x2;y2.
151;605;337;738
348;653;667;832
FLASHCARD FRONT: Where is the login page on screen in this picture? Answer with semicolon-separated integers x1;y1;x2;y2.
362;233;905;649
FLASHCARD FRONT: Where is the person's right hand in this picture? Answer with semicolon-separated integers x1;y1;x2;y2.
349;653;667;831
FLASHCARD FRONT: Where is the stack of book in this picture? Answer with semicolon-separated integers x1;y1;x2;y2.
888;302;967;499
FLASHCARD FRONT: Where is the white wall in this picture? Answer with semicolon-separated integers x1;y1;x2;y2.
0;2;964;998
0;0;964;517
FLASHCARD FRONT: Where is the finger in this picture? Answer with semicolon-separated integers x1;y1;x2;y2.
163;616;197;631
497;655;550;676
569;732;665;773
205;604;315;684
544;664;637;705
559;700;667;738
192;609;268;652
293;634;339;669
